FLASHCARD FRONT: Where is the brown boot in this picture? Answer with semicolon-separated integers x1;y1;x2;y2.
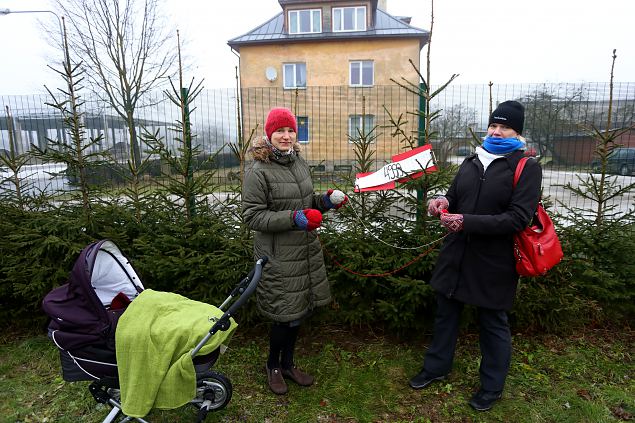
265;364;288;395
282;366;314;386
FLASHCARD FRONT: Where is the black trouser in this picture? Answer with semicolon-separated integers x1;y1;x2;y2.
422;293;511;392
267;322;300;370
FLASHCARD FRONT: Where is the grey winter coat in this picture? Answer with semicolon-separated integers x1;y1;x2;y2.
242;138;332;322
430;150;542;311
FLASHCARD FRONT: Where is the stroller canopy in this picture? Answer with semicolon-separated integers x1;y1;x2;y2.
91;241;144;306
43;240;144;351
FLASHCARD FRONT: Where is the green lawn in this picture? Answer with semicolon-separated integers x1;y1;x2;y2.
1;325;632;422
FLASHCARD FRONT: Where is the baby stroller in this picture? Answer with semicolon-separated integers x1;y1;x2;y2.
42;240;267;423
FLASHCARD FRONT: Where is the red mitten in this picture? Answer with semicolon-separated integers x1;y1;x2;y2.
337;195;349;209
440;212;464;232
293;209;323;231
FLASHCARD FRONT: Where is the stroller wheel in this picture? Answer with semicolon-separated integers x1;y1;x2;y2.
192;371;233;412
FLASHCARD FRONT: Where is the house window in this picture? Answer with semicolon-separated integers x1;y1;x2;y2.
350;61;374;86
289;9;322;34
348;114;375;143
283;63;307;89
297;116;309;143
333;6;366;32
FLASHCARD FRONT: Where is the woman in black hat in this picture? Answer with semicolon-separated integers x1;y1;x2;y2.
409;101;542;411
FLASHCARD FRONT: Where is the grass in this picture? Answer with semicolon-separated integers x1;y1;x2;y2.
0;324;633;423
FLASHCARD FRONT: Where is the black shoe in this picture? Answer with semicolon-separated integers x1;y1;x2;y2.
408;370;446;389
468;389;502;411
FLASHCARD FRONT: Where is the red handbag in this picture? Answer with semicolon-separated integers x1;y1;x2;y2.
513;158;563;277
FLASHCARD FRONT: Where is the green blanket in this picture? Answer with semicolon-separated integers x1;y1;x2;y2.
115;289;237;418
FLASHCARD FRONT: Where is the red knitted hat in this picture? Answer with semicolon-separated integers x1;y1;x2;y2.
265;108;297;140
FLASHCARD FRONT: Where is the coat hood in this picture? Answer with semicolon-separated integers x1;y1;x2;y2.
249;136;301;163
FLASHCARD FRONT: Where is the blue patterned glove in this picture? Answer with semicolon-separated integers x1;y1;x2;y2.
293;209;323;231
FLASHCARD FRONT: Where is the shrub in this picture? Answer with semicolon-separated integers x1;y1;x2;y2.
0;205;93;326
559;221;635;319
319;220;443;334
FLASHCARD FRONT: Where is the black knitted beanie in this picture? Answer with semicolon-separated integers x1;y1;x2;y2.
489;101;525;134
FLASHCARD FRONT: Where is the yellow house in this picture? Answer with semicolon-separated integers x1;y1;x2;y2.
228;0;429;168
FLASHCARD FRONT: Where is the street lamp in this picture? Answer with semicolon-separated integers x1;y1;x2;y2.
0;8;66;64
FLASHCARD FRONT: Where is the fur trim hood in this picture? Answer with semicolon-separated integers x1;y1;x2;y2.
249;136;301;162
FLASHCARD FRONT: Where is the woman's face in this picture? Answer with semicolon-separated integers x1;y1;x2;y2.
270;127;296;151
487;123;518;138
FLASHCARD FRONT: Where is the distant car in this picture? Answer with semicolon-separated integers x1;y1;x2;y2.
591;147;635;176
524;147;538;157
455;145;472;156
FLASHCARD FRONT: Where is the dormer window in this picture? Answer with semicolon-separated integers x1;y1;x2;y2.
333;6;366;32
288;9;322;34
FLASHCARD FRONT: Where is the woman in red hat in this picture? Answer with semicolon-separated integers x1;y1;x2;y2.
242;107;348;395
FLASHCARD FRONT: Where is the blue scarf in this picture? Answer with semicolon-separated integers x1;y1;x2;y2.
482;136;524;154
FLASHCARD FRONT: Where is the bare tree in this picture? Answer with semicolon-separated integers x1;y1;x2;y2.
520;84;585;160
588;99;635;130
431;103;478;156
49;0;177;167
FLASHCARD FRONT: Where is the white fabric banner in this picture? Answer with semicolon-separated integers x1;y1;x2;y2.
354;148;435;190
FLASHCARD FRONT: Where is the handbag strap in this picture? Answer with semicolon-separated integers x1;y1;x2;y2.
513;157;530;189
513;157;543;226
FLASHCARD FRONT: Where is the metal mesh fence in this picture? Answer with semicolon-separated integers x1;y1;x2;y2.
1;82;634;216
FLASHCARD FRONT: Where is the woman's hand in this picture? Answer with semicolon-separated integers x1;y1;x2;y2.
427;196;449;217
440;212;464;232
323;189;348;210
293;209;323;231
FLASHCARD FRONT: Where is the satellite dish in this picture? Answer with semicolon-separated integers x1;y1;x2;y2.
265;67;278;82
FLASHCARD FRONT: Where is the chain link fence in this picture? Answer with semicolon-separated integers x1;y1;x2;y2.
1;82;634;215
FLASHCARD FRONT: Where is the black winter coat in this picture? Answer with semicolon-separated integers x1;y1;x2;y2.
429;150;542;310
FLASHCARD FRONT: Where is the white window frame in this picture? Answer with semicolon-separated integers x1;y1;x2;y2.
332;6;366;32
283;63;307;89
349;60;374;87
288;9;322;34
348;114;375;143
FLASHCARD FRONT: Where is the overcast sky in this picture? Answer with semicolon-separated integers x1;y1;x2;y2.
1;0;634;95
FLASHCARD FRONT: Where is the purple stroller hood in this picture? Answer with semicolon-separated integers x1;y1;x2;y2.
42;240;144;351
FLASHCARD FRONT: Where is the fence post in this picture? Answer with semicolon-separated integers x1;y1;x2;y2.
417;81;427;222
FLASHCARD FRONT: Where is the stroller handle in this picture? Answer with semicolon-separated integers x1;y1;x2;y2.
223;256;268;315
191;256;268;357
221;256;268;310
